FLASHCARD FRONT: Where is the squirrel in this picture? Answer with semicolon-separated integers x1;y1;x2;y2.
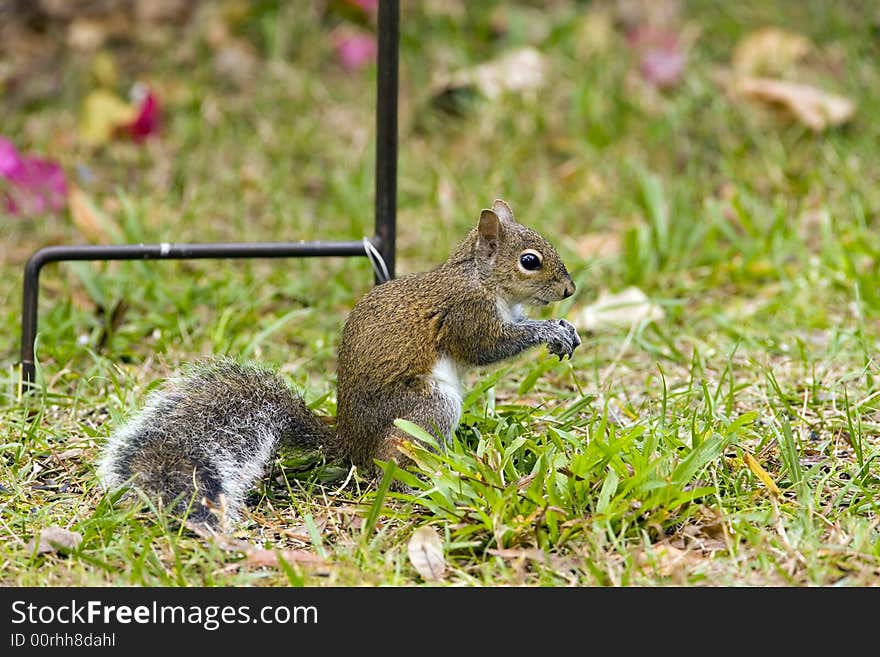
97;199;582;528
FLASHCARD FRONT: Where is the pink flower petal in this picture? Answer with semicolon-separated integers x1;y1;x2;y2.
344;0;378;13
125;89;160;141
626;26;685;89
640;48;684;88
0;136;68;216
0;137;23;177
14;158;68;213
335;33;377;72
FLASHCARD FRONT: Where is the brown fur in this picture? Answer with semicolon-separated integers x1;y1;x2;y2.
334;199;578;471
100;199;581;526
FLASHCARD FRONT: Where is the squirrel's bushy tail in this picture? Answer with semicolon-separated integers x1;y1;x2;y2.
97;359;332;528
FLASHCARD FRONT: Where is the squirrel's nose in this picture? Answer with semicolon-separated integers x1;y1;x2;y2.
562;279;576;299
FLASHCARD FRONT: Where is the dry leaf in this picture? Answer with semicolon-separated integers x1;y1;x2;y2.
186;522;325;568
675;528;728;553
407;526;446;582
732;27;811;76
693;505;728;540
673;506;731;553
26;526;82;555
69;185;120;242
733;77;855;131
53;448;86;462
244;548;325;568
487;548;583;574
744;452;782;497
577;287;665;331
431;47;547;102
283;516;327;544
634;542;699;578
487;548;546;561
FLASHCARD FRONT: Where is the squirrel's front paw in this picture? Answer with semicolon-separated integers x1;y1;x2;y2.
547;319;582;360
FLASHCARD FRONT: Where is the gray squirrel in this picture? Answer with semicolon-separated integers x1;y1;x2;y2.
98;199;582;527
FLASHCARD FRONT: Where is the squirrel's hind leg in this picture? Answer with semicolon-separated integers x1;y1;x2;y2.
371;389;461;490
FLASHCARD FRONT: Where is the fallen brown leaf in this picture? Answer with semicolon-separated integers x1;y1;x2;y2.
282;516;327;544
26;526;82;555
487;548;581;574
675;526;729;553
69;186;121;243
634;542;700;578
431;47;548;102
52;448;86;462
407;526;446;582
577;287;665;331
487;548;545;560
733;76;855;131
186;522;326;569
693;505;729;540
244;548;325;568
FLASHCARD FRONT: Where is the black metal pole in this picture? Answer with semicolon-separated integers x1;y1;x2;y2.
18;1;401;391
19;240;368;388
374;0;398;281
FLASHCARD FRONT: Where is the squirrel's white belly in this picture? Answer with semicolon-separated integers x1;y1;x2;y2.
430;355;464;437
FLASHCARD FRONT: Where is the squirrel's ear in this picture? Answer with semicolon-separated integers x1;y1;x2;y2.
478;209;501;258
491;199;514;223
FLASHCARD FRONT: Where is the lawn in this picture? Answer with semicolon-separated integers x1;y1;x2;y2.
1;0;878;586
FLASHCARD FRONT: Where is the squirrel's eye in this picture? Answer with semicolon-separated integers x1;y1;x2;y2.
519;251;542;271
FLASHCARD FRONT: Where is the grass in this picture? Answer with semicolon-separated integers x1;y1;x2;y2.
1;0;878;586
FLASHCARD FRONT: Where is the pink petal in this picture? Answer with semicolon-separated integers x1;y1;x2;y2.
625;25;685;88
125;90;160;141
335;33;377;72
15;157;68;213
0;137;23;177
0;137;68;216
640;47;684;88
344;0;378;13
